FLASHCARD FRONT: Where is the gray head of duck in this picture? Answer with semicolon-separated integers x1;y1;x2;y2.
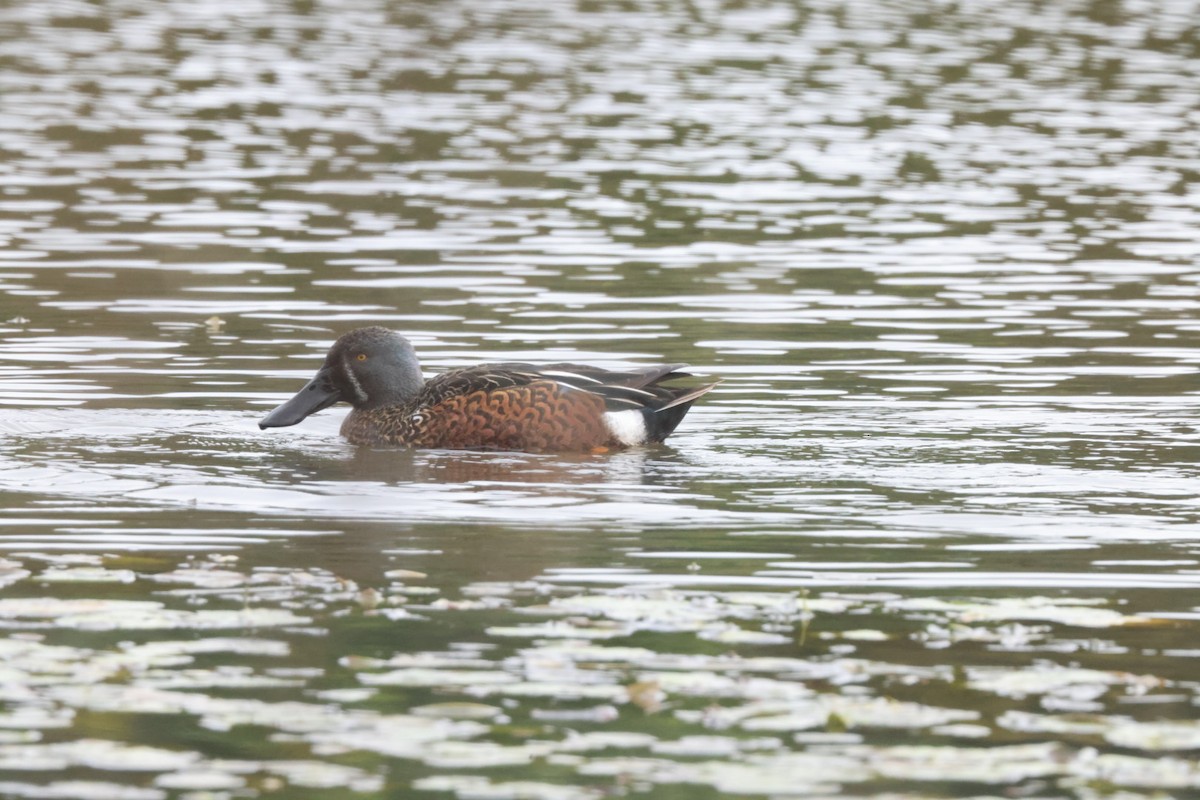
259;327;423;429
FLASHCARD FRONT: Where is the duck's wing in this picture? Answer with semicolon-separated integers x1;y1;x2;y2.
419;362;699;412
416;363;548;407
413;362;717;449
532;363;720;442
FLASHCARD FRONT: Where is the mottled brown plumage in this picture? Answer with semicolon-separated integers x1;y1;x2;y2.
342;382;611;451
259;327;717;453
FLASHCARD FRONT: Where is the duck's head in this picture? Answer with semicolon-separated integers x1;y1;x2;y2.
259;327;423;429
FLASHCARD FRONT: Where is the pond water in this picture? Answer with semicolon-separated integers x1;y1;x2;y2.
1;0;1200;797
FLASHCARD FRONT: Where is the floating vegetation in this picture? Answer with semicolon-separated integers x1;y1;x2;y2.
0;550;1195;797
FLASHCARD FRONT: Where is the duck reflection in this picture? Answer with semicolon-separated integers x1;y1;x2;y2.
343;442;683;489
272;446;706;588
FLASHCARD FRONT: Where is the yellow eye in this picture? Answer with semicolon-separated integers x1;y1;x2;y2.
356;353;367;361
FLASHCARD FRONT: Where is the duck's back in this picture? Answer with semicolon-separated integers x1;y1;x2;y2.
340;362;714;452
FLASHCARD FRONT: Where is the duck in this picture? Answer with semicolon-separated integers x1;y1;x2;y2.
259;327;717;453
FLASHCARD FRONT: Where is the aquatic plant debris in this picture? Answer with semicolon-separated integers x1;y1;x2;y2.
0;552;1194;796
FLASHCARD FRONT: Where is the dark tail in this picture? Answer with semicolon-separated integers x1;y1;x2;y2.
642;382;719;443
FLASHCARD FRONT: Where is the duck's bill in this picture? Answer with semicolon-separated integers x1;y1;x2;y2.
259;369;342;429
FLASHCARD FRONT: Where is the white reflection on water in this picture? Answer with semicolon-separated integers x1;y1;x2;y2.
575;572;1200;590
0;399;1197;565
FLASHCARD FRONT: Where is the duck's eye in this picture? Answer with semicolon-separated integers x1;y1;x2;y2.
356;353;367;361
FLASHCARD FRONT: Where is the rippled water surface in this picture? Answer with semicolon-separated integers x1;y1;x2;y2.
2;0;1200;797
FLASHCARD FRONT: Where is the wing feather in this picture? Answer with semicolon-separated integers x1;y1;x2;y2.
419;362;710;414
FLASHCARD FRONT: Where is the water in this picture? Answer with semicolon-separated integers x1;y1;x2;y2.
1;0;1200;796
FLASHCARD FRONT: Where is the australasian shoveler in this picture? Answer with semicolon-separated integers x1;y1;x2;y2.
258;327;717;452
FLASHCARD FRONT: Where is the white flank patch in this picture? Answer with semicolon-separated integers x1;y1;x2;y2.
603;410;646;446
